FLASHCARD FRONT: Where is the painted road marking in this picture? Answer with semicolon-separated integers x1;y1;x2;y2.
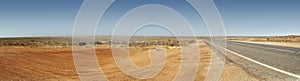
206;41;300;79
230;41;299;54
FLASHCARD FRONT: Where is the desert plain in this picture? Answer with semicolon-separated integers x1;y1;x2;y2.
3;36;299;80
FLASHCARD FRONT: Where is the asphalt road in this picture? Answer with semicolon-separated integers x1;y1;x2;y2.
208;40;300;81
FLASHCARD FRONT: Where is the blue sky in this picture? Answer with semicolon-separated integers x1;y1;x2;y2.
0;0;299;37
215;0;300;36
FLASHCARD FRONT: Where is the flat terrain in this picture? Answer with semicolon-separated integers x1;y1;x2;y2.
211;40;300;81
227;35;300;42
0;47;77;80
232;40;300;48
227;35;300;48
0;37;258;81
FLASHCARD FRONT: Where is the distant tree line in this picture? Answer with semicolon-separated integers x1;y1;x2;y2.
0;38;196;47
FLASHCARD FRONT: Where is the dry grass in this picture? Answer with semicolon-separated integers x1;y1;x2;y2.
227;36;300;42
0;38;258;81
228;36;300;48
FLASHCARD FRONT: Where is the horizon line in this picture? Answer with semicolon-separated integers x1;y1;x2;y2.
1;35;300;38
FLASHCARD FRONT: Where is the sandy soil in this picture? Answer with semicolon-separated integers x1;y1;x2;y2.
94;42;211;81
0;47;78;81
0;41;258;81
227;36;300;48
233;40;300;48
220;62;259;81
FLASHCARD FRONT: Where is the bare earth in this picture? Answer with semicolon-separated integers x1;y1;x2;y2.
0;40;257;81
227;36;300;48
232;40;300;48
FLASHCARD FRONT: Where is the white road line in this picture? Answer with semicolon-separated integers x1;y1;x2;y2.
206;41;300;79
232;41;296;53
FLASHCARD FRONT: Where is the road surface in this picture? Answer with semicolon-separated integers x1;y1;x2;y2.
207;40;300;81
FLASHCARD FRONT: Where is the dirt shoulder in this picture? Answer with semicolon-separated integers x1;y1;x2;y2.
227;36;300;48
231;40;300;48
0;40;258;81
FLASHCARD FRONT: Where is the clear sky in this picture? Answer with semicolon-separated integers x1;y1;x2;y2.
0;0;299;37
